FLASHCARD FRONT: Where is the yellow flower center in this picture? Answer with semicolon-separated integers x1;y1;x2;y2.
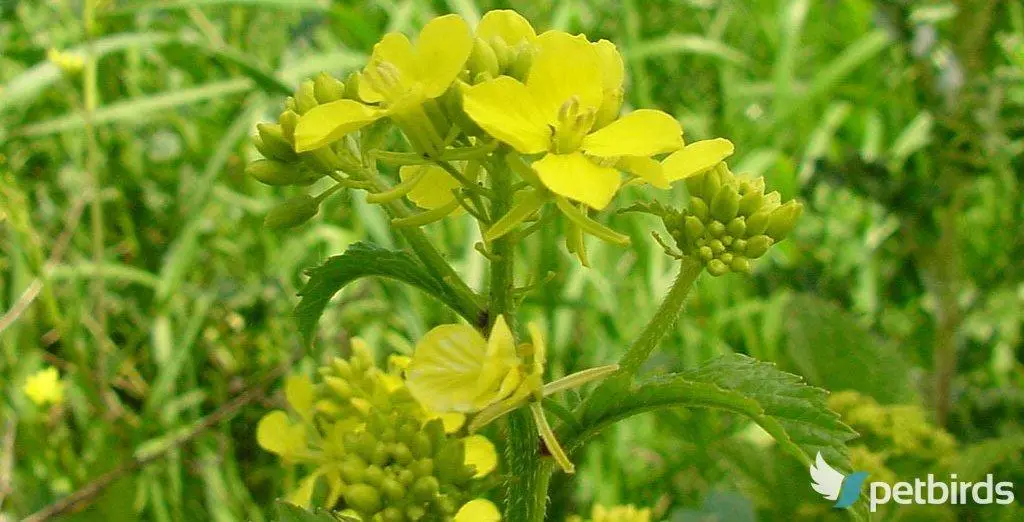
552;95;596;154
363;61;410;104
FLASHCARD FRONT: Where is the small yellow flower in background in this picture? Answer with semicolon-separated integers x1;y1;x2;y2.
295;14;472;154
405;316;619;474
463;31;683;209
23;367;64;406
569;504;655;522
47;49;84;75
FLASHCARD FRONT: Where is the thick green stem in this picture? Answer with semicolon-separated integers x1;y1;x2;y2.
618;256;703;376
488;155;546;522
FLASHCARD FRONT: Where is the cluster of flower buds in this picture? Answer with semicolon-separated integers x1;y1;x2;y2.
663;163;802;276
247;72;359;187
257;341;497;521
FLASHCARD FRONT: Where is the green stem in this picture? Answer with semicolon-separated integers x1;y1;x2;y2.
619;257;703;376
361;168;486;326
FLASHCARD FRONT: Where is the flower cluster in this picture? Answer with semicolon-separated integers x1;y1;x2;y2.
246;10;737;264
257;340;499;521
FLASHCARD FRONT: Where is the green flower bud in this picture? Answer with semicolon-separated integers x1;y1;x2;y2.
707;220;726;238
256;123;298;162
709;239;725;254
264;194;319;229
411;458;433;478
701;166;723;203
737;191;763;216
397;469;415;486
392;443;414;465
371;442;389;466
411;476;440;502
381;507;405;522
354;432;378;462
745;209;771;236
744;235;773;258
313;72;345;104
246;159;303;186
488;36;512;72
295;79;318;114
434;442;464;484
690;198;709;222
730;256;751;273
278;110;299;143
765;200;803;240
412;433;432;458
437;494;459;515
325;376;352;398
699;246;714;261
364;465;386;487
468;37;500;79
707;259;728;276
733;238;747;252
344;484;382;514
406;506;426;521
343;72;362;100
684;174;704;198
683;216;704;243
710;184;740;222
726;217;746;238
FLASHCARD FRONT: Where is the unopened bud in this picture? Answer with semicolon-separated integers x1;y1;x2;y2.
730;256;751;273
256;123;298;162
295;80;318;114
278;110;300;143
344;484;382;514
469;37;500;79
707;259;728;276
246;159;303;186
264;194;319;229
765;201;803;240
710;185;740;222
411;476;440;502
508;42;535;80
744;235;773;258
313;72;345;104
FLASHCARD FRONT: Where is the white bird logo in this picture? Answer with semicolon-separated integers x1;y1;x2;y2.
809;451;846;501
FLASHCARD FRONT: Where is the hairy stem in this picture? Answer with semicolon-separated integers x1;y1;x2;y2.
619;256;703;376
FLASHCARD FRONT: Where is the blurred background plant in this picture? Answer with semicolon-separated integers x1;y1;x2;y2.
1;0;1021;521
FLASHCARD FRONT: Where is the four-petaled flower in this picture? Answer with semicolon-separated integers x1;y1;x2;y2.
462;31;684;209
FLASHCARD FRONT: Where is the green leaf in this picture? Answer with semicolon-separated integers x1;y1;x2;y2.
573;353;856;469
273;501;352;522
294;242;483;345
572;353;869;519
784;294;914;404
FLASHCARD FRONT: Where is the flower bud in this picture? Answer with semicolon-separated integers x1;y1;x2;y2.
263;194;319;229
707;259;728;276
364;465;386;486
412;476;440;502
345;484;382;514
744;235;773;258
765;200;803;240
726;217;746;238
256;123;298;162
295;79;319;114
468;37;500;79
710;185;739;222
508;41;536;80
278;110;299;143
313;72;345;104
737;191;763;216
246;159;305;186
381;478;406;501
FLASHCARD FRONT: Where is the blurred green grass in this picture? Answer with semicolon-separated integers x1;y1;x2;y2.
2;0;1022;520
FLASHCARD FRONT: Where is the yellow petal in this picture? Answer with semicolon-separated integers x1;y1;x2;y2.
527;322;547;372
661;138;735;182
593;39;625;94
256;411;306;459
359;32;418;103
617;156;669;189
293;99;385;152
532;152;621;210
462;434;498;477
454;499;501;522
527;31;604;121
437;412;466;433
415;14;473;98
285;374;315;421
399;164;462;209
476;10;537;46
406;324;492;413
23;367;64;406
473;315;521;407
462;77;550;154
582;109;683;157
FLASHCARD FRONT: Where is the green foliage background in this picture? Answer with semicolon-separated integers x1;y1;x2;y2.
1;0;1022;520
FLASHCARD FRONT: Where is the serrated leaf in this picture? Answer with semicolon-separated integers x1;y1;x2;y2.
295;242;482;345
784;294;913;404
571;354;868;519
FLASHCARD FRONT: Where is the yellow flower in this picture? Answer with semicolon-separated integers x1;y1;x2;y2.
462;31;683;209
23;367;64;406
256;410;307;460
294;14;472;153
405;317;619;474
405;315;523;413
